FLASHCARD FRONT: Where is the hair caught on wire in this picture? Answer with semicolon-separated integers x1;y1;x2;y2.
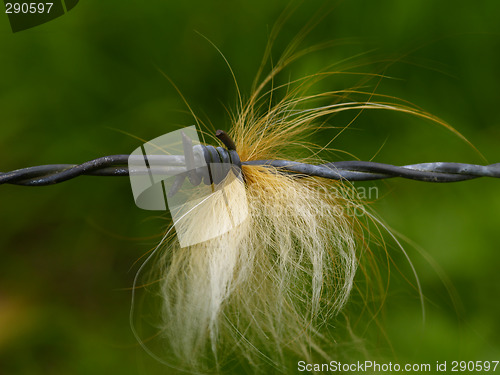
2;14;499;375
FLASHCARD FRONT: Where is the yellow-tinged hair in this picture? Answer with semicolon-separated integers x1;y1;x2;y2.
151;81;384;374
140;32;460;374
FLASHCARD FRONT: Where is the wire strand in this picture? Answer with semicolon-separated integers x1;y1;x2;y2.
1;154;499;186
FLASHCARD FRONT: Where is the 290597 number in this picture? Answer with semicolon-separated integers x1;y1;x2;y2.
5;2;53;14
451;361;499;372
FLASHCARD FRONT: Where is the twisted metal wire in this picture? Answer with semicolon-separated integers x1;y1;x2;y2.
1;129;498;186
2;155;499;186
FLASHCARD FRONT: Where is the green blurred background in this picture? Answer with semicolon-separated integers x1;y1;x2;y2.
0;0;499;374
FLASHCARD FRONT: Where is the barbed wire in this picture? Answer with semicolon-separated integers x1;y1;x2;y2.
1;154;499;186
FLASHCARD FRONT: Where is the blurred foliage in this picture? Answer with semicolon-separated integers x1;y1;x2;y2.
0;0;499;374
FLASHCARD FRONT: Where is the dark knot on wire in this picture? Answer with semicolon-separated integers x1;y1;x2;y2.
165;130;242;197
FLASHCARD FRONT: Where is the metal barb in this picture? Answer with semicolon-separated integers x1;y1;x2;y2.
215;130;237;151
